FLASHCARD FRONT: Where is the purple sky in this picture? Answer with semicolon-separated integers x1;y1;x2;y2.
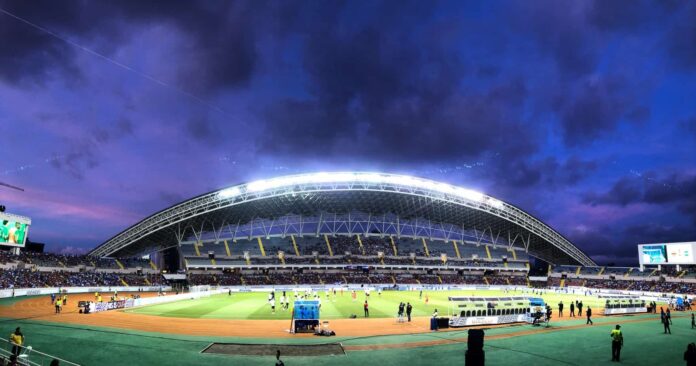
1;1;695;265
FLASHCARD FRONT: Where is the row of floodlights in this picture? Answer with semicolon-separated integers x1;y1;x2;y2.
216;172;505;208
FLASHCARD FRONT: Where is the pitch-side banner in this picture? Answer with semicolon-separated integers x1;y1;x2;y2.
603;307;647;315
449;314;529;327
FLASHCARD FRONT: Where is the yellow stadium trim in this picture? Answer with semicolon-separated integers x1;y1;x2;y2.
422;238;430;257
575;266;581;275
211;259;216;266
194;243;201;257
356;235;365;255
115;259;125;270
509;248;517;260
389;236;398;256
452;240;461;258
485;245;492;260
120;277;129;287
291;235;300;256
224;240;231;257
324;234;334;256
149;260;158;270
257;237;266;257
598;266;605;275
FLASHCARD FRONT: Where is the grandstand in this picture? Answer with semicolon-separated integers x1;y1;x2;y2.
2;172;695;366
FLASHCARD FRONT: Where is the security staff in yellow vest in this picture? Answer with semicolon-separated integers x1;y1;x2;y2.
9;327;24;356
610;324;623;362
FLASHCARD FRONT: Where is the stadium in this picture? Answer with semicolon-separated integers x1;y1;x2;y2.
1;172;694;365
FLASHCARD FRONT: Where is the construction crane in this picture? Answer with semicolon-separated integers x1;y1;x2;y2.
0;181;24;192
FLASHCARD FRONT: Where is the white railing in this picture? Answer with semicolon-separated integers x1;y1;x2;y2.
0;338;80;366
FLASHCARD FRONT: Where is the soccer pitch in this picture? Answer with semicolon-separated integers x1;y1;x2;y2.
125;289;612;320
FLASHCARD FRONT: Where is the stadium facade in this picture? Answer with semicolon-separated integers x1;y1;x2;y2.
89;172;595;267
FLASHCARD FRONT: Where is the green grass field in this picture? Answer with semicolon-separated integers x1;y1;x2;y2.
125;289;613;320
2;291;688;365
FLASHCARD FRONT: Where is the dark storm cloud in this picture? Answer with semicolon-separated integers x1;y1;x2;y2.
490;156;598;189
510;0;598;77
584;173;696;224
587;0;678;32
583;177;642;207
663;2;696;71
258;12;536;162
186;114;222;145
1;0;694;259
553;76;649;146
568;222;696;265
0;1;259;92
683;116;696;139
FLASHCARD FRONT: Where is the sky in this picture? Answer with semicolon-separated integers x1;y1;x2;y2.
0;0;694;265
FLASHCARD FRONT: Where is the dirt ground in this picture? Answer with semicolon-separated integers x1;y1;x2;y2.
0;292;437;338
0;292;661;347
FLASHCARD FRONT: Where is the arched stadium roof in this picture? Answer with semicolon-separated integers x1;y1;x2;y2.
88;172;596;266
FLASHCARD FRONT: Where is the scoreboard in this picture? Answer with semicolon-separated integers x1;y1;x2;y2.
638;242;696;265
0;212;31;247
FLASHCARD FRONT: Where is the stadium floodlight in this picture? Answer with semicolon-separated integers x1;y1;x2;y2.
487;197;505;209
217;187;241;199
235;172;491;204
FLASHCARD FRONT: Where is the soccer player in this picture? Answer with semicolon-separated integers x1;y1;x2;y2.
364;301;369;317
0;221;9;242
570;302;575;317
7;223;20;244
586;306;593;325
691;313;695;329
270;298;276;314
558;301;564;317
425;294;429;305
610;325;623;362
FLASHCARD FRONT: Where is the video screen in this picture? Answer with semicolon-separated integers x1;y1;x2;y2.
0;220;29;246
666;243;695;264
641;245;667;264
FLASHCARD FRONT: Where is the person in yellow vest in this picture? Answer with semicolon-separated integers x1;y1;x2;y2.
610;324;623;362
94;291;99;301
9;327;24;356
55;298;62;314
98;295;102;302
62;294;67;306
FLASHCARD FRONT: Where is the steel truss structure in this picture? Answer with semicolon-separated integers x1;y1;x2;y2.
89;172;595;266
